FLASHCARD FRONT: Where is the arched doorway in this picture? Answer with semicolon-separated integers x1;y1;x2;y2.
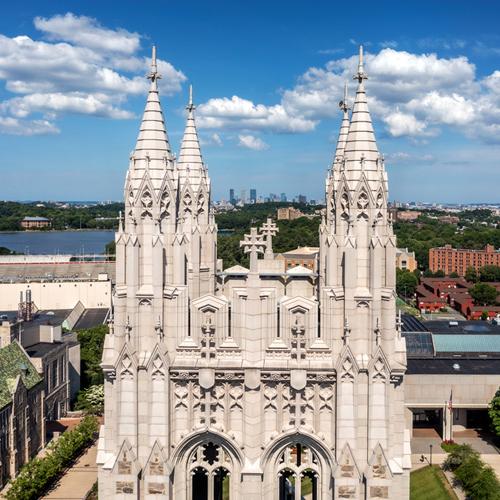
188;442;231;500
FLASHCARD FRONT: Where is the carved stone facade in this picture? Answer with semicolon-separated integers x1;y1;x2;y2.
97;46;410;499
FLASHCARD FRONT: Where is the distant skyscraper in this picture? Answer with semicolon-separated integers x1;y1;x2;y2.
280;192;287;202
229;188;235;204
298;194;307;204
250;188;257;203
240;189;247;204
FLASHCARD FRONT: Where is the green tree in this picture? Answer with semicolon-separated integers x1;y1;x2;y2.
469;466;500;500
469;283;498;306
465;266;479;283
396;269;418;299
75;385;104;415
479;265;500;282
105;240;116;261
77;325;108;388
489;388;500;437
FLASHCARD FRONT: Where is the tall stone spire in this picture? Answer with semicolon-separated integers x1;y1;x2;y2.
126;46;176;204
133;45;173;162
333;81;351;166
343;45;380;182
177;85;205;190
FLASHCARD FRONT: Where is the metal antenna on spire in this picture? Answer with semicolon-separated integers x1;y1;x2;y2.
148;45;162;82
187;84;195;112
339;81;350;113
354;45;367;83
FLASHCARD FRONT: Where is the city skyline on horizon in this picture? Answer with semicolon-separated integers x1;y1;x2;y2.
0;1;499;203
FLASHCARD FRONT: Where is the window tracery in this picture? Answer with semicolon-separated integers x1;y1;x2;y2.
277;443;319;500
189;442;232;500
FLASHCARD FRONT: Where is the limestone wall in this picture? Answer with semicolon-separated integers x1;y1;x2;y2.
405;373;500;407
0;280;112;310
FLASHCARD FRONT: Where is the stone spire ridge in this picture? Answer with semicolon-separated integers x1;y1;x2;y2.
177;84;206;184
133;45;173;161
333;81;351;166
343;45;379;171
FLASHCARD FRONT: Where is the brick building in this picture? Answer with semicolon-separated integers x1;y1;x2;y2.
396;210;421;222
276;206;304;220
429;244;500;276
20;216;51;229
276;246;319;271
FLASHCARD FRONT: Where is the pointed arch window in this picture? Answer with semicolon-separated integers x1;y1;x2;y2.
277;443;319;500
189;442;231;500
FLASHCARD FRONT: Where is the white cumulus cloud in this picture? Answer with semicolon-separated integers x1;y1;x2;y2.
198;96;316;134
238;134;269;151
0;13;186;135
34;13;141;54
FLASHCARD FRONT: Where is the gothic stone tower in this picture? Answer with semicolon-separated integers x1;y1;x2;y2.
97;46;410;499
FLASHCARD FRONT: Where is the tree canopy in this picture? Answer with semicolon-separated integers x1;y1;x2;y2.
469;283;498;306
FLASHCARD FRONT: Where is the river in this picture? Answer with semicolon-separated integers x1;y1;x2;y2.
0;230;115;255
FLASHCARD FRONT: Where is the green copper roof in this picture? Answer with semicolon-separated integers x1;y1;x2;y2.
0;341;42;409
433;334;500;353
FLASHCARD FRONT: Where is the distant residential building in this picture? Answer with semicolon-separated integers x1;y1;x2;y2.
277;206;304;220
429;244;500;276
438;215;460;225
280;192;287;202
396;248;418;272
250;188;257;203
20;216;51;229
0;341;44;488
229;188;235;204
276;246;319;272
396;210;421;222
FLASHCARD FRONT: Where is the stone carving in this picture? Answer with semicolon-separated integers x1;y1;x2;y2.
148;482;165;494
159;190;170;219
140;190;153;219
370;486;389;498
116;481;134;494
120;355;133;381
151;355;165;381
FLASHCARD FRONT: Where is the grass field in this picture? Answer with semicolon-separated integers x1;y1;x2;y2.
410;466;458;500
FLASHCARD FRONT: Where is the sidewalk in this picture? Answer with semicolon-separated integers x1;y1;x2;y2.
40;443;98;500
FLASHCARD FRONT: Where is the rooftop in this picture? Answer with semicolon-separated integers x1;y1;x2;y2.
433;334;500;353
0;341;42;409
22;216;50;222
281;247;319;256
407;358;500;375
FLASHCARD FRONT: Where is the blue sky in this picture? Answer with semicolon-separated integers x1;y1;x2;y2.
0;0;499;203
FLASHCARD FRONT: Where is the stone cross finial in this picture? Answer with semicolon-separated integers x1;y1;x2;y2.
259;218;279;259
240;227;265;272
201;315;216;362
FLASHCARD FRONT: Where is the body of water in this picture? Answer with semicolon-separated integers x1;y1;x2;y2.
0;230;115;255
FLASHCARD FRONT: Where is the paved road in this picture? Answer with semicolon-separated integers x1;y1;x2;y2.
41;443;97;500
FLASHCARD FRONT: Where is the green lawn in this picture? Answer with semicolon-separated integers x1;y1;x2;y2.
410;466;458;500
